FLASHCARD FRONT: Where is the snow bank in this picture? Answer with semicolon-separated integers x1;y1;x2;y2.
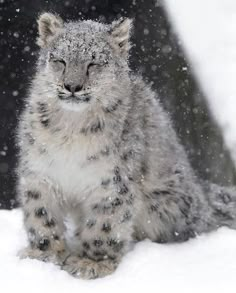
1;209;236;293
164;0;236;164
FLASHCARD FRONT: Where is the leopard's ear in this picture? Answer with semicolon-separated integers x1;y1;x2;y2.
110;17;133;57
37;12;64;47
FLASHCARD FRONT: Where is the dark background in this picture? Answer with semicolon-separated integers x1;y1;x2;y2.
0;0;235;209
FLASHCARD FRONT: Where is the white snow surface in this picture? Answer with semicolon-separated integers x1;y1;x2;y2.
164;0;236;163
1;209;236;293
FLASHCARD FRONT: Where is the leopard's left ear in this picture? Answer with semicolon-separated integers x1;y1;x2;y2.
110;17;133;57
37;12;64;47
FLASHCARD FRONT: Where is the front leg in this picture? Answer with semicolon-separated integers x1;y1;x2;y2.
18;175;67;265
62;166;135;279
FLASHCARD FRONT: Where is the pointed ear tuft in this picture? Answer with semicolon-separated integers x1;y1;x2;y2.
110;17;133;57
37;12;63;47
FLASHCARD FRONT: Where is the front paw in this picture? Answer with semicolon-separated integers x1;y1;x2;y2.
18;246;68;266
62;255;118;279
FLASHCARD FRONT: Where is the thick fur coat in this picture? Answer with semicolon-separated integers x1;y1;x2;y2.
17;13;236;279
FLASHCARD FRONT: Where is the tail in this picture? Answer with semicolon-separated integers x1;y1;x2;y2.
201;181;236;230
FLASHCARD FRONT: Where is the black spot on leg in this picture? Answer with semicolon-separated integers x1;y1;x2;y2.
82;251;88;257
102;222;111;233
37;102;48;114
112;241;124;253
218;191;231;204
107;238;124;253
113;174;121;184
107;238;117;247
118;184;129;194
113;166;122;183
112;197;123;207
38;238;50;251
40;118;50;127
83;242;90;250
87;155;98;161
44;218;56;227
122;120;130;136
121;210;132;222
26;190;41;200
92;204;99;210
213;208;234;221
114;166;120;175
53;235;60;241
126;193;134;205
93;250;106;259
35;207;47;217
167;180;175;188
121;150;134;161
93;239;104;247
101;178;111;187
86;219;96;228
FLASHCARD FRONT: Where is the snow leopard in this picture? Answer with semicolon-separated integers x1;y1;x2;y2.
16;12;236;279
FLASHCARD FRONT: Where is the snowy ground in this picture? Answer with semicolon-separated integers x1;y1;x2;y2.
164;0;236;164
1;209;236;293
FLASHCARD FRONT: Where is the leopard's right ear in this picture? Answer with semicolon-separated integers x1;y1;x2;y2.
110;17;133;57
37;13;63;47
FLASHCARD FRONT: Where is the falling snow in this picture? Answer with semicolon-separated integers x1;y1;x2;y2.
1;0;236;291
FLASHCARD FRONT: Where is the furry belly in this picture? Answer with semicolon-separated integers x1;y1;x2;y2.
47;159;102;195
30;148;111;199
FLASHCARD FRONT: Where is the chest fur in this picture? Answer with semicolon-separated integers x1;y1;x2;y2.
28;135;113;198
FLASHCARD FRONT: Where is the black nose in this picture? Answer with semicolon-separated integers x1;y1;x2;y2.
64;83;83;94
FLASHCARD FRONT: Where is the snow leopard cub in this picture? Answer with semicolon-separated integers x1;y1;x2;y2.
17;13;236;279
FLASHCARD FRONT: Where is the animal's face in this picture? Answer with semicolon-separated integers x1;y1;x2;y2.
37;13;133;112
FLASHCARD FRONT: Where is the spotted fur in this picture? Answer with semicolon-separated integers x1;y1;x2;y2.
17;13;236;280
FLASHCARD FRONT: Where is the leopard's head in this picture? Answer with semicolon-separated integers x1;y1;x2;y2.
36;13;133;113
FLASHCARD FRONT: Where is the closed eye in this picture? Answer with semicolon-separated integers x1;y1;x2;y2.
52;59;66;66
87;62;97;69
86;62;103;75
49;53;66;66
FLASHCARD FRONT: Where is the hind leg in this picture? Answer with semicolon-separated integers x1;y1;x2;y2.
134;183;197;243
